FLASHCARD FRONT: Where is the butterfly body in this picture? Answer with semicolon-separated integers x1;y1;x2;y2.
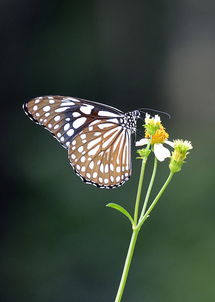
23;96;141;189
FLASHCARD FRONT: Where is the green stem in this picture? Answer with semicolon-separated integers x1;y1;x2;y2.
139;156;158;220
114;228;139;302
133;159;147;225
138;171;174;229
115;153;149;302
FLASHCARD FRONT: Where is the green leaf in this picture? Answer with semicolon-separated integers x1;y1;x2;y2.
106;203;134;225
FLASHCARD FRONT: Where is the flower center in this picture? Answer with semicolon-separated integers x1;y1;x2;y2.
145;125;169;144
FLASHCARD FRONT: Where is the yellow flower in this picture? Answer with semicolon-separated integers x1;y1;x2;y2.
136;114;173;161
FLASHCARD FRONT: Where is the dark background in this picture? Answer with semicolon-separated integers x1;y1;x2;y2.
1;1;215;301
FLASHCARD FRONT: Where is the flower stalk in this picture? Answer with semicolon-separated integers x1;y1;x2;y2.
133;141;150;225
111;114;193;302
114;228;139;302
115;160;172;302
140;155;158;220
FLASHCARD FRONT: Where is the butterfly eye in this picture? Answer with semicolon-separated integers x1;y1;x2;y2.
23;96;141;188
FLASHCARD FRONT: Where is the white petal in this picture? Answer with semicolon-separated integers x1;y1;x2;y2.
154;114;161;122
165;140;174;148
154;144;171;161
135;138;149;147
145;113;151;124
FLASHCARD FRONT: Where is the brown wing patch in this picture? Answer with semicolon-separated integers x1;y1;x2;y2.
68;120;131;188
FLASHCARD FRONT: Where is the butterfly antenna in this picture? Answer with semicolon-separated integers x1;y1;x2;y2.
139;108;171;119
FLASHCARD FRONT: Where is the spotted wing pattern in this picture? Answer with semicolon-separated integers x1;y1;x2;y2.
68;119;131;188
23;95;135;189
23;95;124;149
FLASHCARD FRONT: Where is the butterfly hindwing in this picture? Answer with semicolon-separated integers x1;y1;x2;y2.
68;119;131;188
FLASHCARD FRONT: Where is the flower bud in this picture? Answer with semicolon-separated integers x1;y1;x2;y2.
169;140;193;173
136;148;151;159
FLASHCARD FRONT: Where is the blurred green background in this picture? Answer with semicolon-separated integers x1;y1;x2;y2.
1;0;215;301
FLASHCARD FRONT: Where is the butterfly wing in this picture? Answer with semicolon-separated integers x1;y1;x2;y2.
23;95;124;149
68;119;131;188
23;95;132;188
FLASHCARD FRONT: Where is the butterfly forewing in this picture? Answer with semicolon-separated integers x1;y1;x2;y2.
24;96;83;148
23;95;138;189
23;96;124;149
68;120;131;188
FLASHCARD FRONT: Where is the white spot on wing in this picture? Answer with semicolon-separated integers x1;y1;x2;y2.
68;97;80;102
108;118;119;124
103;127;120;138
105;164;109;173
98;123;114;129
54;115;60;122
61;101;75;106
89;120;100;126
93;172;97;178
87;137;101;149
98;111;120;117
102;135;116;148
64;123;70;131
55;107;69;113
113;132;123;152
89;161;94;169
80;134;86;139
73;117;87;129
72;112;81;117
81;156;86;162
80;105;94;114
94;132;101;136
43;106;50;112
100;164;104;173
67;129;74;136
116;176;120;182
88;145;100;156
118;132;125;164
78;146;83;153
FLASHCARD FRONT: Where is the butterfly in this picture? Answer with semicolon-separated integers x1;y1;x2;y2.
23;96;141;189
